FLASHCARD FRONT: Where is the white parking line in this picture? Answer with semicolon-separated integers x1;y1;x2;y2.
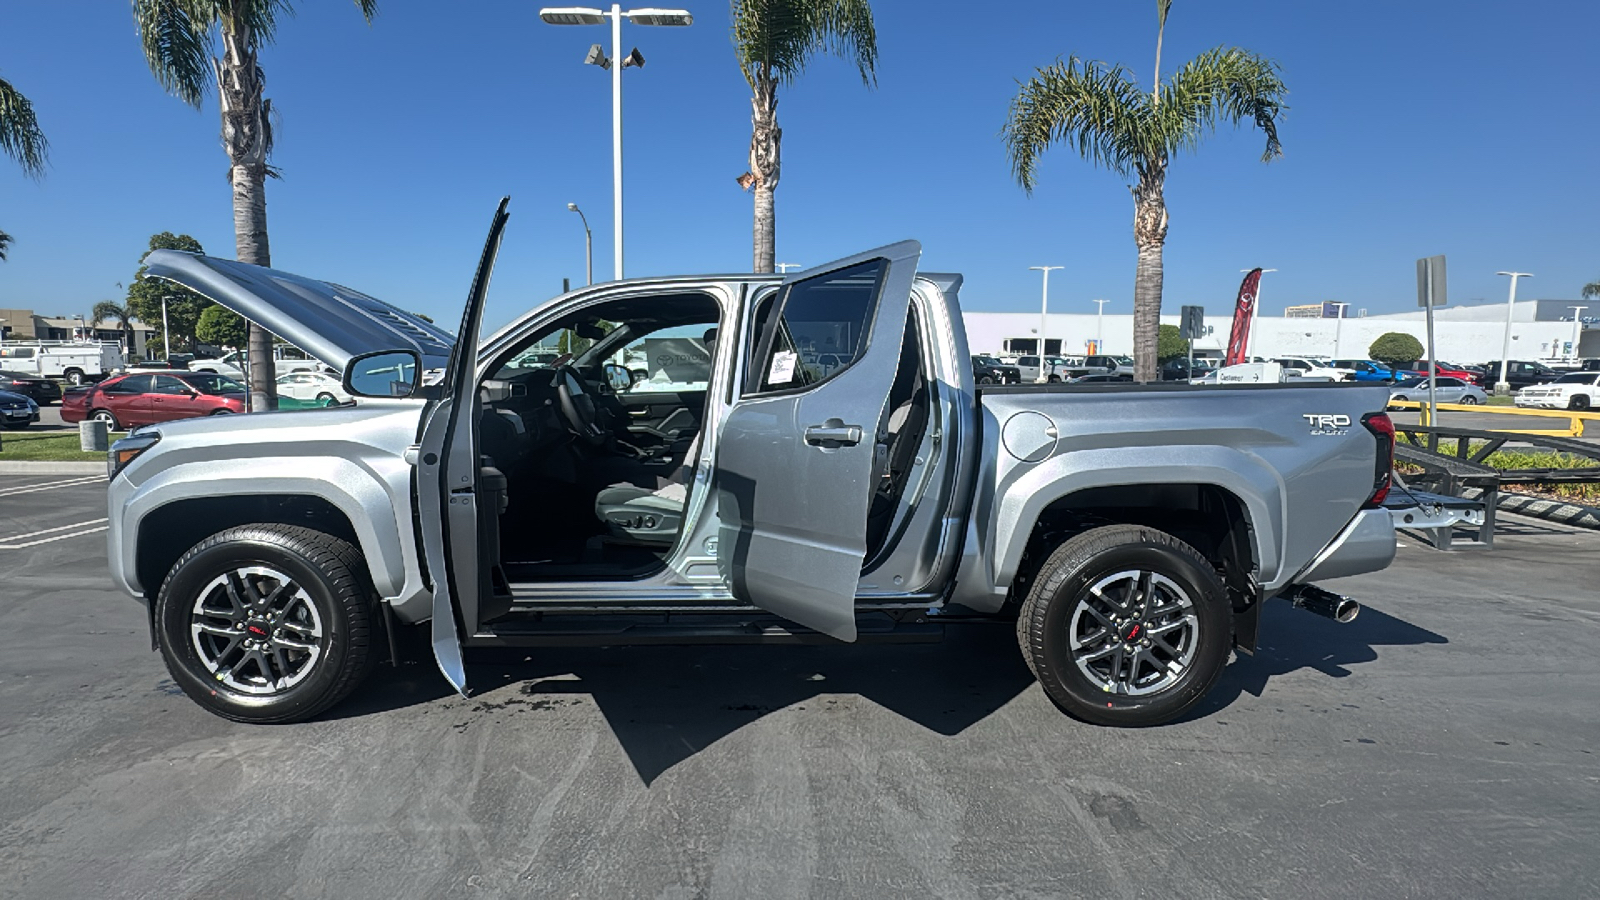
0;520;109;550
0;475;106;497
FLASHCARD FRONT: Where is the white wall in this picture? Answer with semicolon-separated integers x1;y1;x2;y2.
962;311;1592;363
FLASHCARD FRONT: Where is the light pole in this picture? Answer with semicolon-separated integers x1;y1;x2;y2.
566;203;593;285
775;263;803;274
540;5;693;281
1570;306;1589;361
1092;298;1109;354
1241;268;1277;360
1495;271;1532;395
1330;302;1349;358
1029;266;1063;381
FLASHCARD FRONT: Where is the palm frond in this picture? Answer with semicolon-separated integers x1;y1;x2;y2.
1583;280;1600;300
132;0;217;107
91;301;132;328
732;0;877;88
351;0;379;23
0;75;49;177
1156;47;1287;162
1002;56;1153;192
0;228;11;262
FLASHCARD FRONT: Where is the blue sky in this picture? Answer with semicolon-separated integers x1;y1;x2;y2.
2;0;1597;334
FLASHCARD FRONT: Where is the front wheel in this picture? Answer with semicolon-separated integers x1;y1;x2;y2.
1459;395;1479;405
90;408;120;431
1017;524;1231;727
315;392;337;406
155;524;378;723
1570;395;1591;411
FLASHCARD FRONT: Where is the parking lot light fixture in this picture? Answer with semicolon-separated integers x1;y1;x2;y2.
1330;301;1349;358
1570;306;1589;361
538;4;694;281
567;203;593;285
1092;298;1109;354
1495;272;1532;395
1030;266;1063;381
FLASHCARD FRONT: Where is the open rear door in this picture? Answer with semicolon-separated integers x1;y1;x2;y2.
416;198;509;695
713;241;921;641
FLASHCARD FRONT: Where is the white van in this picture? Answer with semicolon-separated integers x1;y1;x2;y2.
0;341;122;384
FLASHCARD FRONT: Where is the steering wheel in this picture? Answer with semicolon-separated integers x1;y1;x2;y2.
553;365;608;447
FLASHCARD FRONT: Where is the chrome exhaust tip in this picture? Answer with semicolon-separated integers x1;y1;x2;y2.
1284;584;1360;624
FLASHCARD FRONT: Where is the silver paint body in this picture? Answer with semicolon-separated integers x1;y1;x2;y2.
109;252;1398;641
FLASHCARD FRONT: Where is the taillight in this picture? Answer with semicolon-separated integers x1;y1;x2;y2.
1361;412;1395;507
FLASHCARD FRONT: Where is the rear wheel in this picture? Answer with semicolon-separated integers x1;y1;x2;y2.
90;408;120;431
155;524;378;724
1459;395;1479;405
64;368;85;386
1572;395;1591;411
315;392;337;406
1017;524;1231;727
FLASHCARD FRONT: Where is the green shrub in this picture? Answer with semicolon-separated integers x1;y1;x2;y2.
1369;332;1424;366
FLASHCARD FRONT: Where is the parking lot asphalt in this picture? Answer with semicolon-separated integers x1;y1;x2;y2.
1;476;1597;899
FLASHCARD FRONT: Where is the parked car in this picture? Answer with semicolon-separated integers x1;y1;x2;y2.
1387;376;1488;408
61;371;245;430
190;346;325;381
971;354;1021;385
275;370;351;408
110;219;1403;730
1082;354;1136;376
1071;372;1136;384
1272;358;1352;381
0;369;64;405
1514;371;1600;411
1329;359;1398;383
1474;360;1560;391
1012;355;1079;382
1159;359;1213;381
1398;360;1473;380
0;388;40;430
0;341;121;385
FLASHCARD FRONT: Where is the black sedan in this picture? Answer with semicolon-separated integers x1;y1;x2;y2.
0;369;64;405
0;388;41;430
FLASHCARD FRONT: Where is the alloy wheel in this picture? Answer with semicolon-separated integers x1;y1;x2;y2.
189;565;325;695
1068;569;1199;695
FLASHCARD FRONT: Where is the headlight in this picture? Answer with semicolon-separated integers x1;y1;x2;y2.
108;431;160;480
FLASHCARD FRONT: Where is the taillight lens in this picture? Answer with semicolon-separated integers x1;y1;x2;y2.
1361;412;1395;507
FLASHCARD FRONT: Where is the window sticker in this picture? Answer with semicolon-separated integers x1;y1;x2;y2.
768;350;798;385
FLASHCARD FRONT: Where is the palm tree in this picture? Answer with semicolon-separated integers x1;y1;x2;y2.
0;73;49;262
1583;279;1600;300
131;0;378;407
92;300;136;361
732;0;878;273
1003;1;1287;382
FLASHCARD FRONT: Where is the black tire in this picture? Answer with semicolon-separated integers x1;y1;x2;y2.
1571;395;1591;411
977;375;994;385
208;409;234;415
315;392;337;406
90;408;120;431
1460;395;1478;405
155;524;378;724
64;368;85;386
1017;524;1231;727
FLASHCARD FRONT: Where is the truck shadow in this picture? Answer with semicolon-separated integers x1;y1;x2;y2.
1179;601;1448;722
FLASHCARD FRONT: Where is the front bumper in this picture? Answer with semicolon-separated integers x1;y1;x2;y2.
2;408;38;425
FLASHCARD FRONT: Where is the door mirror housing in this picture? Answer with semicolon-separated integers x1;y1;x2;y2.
601;363;633;392
344;349;422;398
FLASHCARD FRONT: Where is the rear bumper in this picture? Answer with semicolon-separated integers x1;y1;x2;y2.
1296;508;1397;583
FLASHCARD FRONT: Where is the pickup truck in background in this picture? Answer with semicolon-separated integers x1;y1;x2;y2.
0;341;121;385
106;200;1402;729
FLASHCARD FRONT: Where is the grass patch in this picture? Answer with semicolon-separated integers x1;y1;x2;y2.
0;429;124;462
1485;395;1513;406
1421;440;1600;503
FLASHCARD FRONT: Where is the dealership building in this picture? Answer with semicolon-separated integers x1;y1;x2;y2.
963;297;1599;364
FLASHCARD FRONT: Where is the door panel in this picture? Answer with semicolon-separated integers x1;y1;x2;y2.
615;390;705;447
713;241;921;641
418;198;510;696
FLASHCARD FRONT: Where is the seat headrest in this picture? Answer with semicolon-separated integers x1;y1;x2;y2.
703;327;718;346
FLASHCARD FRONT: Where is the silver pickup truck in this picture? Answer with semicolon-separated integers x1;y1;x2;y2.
107;200;1400;727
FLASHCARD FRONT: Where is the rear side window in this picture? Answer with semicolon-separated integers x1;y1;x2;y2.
746;259;887;396
105;375;150;394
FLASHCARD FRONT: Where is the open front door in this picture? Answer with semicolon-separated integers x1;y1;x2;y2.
417;198;510;695
714;241;921;641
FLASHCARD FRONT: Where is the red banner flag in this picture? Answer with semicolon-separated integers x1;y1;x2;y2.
1224;268;1264;366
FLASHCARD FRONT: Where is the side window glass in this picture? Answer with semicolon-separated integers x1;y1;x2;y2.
747;259;887;396
615;324;715;393
153;376;189;395
109;375;149;394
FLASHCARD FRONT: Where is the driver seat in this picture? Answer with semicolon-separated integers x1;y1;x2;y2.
592;327;716;545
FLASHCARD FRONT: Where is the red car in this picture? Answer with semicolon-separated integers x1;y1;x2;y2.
1404;359;1474;380
61;371;245;431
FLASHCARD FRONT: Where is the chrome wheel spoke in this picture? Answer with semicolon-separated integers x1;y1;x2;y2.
191;565;324;696
1070;569;1199;697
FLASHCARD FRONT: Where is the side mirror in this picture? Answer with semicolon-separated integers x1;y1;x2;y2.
601;363;633;392
344;349;422;399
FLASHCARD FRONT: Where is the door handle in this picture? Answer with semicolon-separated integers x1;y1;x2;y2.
804;422;863;447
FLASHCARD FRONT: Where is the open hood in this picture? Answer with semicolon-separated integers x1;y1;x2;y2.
143;251;456;372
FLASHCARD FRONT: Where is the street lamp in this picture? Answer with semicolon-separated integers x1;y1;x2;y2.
566;203;593;285
1494;271;1532;395
1241;268;1277;360
1029;266;1063;381
1092;298;1109;354
1329;301;1349;358
775;263;803;273
539;5;693;281
1570;306;1589;361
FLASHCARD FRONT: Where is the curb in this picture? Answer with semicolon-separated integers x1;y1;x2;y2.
0;461;106;475
1465;488;1600;531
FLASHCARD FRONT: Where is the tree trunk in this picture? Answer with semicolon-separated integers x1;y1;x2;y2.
1131;163;1169;383
748;78;780;274
218;16;277;411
